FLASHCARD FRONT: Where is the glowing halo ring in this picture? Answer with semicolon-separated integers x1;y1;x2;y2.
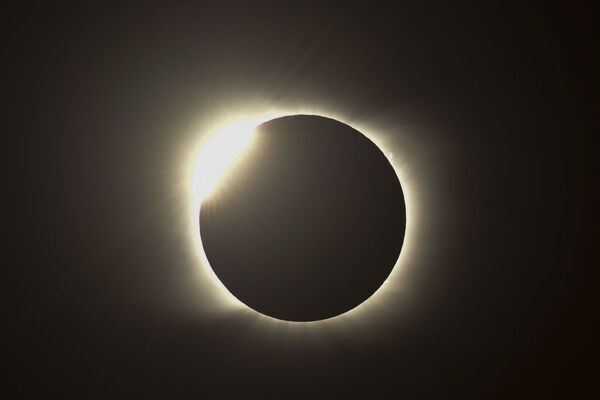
184;108;417;327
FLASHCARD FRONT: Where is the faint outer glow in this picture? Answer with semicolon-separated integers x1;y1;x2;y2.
183;107;419;328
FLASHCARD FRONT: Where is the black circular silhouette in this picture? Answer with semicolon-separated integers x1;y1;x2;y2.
200;115;406;321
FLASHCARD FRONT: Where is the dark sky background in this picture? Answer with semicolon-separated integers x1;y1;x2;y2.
6;1;595;398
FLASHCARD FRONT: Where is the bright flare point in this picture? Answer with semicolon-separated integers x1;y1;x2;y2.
194;121;256;200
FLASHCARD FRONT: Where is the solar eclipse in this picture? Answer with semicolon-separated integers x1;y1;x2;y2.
198;115;406;321
13;3;586;396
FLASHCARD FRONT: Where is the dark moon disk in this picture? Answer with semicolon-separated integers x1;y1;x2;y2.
200;115;406;321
